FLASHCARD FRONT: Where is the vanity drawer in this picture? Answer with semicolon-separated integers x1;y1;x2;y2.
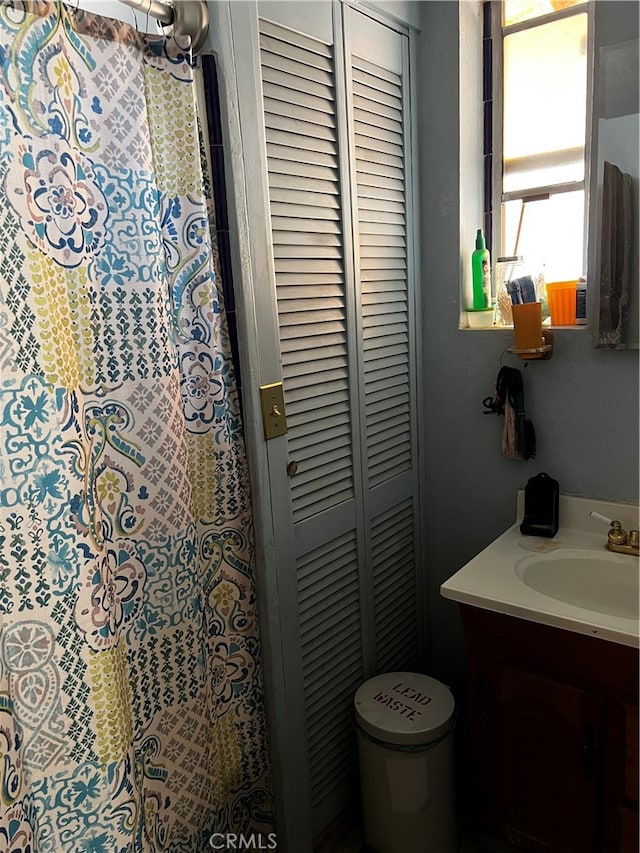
624;704;638;803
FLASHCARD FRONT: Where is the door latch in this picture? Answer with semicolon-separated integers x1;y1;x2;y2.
259;382;288;440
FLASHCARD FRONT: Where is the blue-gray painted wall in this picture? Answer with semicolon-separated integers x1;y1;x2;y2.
417;1;640;681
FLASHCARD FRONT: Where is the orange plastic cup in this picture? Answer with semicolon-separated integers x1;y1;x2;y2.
512;302;543;359
546;281;577;326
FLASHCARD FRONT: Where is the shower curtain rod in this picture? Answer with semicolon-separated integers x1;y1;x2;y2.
118;0;209;54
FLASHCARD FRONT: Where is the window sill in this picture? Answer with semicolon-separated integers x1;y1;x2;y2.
459;318;588;332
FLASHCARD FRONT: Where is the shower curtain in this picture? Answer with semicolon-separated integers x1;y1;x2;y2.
0;2;273;850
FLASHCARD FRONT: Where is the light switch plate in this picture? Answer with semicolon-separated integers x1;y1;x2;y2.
259;382;288;440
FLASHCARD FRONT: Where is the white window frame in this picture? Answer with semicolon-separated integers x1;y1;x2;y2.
489;1;595;275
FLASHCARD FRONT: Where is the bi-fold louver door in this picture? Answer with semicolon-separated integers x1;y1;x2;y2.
259;4;421;836
260;20;366;831
228;0;422;843
349;18;420;681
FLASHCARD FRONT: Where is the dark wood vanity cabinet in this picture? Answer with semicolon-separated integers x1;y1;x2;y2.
478;662;603;852
460;606;639;853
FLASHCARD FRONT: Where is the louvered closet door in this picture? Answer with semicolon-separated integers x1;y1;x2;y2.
257;3;420;839
346;9;420;678
259;12;366;836
260;18;354;523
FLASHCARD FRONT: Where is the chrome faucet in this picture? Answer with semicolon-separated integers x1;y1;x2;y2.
590;511;640;557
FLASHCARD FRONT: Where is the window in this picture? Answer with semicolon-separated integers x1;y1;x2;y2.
487;0;591;298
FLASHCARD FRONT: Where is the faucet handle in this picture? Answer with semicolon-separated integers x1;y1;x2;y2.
607;520;628;546
628;529;639;548
590;510;614;526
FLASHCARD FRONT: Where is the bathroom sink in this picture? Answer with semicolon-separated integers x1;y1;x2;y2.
516;549;639;620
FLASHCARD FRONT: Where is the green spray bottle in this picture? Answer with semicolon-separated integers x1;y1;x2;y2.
471;229;491;310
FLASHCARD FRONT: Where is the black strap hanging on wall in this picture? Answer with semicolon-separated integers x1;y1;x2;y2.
482;366;536;460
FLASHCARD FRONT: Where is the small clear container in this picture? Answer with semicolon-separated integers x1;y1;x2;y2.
494;255;525;326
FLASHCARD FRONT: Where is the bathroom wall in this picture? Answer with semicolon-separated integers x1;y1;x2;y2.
417;1;640;684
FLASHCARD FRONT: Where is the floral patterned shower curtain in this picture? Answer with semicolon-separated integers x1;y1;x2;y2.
0;2;273;850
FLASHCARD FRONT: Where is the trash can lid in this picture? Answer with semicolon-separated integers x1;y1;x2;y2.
354;672;454;747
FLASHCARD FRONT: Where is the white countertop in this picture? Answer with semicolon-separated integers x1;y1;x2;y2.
440;493;640;648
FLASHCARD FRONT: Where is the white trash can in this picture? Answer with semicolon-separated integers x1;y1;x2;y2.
354;672;456;853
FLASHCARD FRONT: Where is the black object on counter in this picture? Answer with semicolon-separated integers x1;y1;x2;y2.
520;473;559;538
